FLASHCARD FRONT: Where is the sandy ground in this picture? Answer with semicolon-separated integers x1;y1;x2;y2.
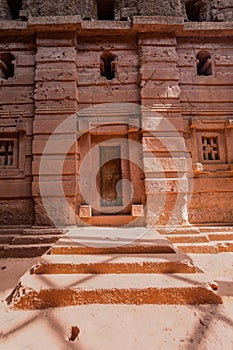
0;253;233;350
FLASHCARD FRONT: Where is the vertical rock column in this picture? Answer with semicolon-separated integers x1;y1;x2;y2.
33;32;79;226
139;34;190;227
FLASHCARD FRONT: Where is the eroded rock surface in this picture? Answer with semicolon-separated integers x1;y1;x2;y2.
0;0;232;22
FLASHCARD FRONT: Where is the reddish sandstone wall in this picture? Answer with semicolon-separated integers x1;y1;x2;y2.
0;35;35;225
0;18;233;228
139;33;189;226
33;32;79;226
177;36;233;223
77;35;140;108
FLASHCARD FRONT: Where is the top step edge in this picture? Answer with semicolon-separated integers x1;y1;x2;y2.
0;227;28;234
23;228;66;235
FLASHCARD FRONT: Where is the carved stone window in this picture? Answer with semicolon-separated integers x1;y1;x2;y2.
202;136;220;161
197;131;226;166
190;118;233;173
196;50;213;76
100;51;116;80
0;138;17;167
0;120;26;178
97;0;115;20
0;53;15;80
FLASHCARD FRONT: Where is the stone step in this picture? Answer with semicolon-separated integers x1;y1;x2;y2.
158;227;201;235
0;244;51;258
50;243;175;255
50;238;175;255
11;272;222;310
0;235;15;244
50;227;175;255
176;241;233;254
166;234;209;243
91;215;135;227
158;226;233;235
176;243;218;254
166;232;233;245
208;232;233;241
0;227;63;258
32;251;196;274
10;235;61;245
0;226;26;235
23;228;64;235
198;226;233;232
1;226;232;258
217;242;233;252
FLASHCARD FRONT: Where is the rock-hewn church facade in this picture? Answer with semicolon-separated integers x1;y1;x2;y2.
0;1;233;255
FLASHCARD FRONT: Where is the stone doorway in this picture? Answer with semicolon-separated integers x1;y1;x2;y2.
91;132;131;215
77;124;145;221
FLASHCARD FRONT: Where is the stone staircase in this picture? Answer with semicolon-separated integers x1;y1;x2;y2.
10;227;223;309
161;226;233;254
0;226;63;258
1;225;233;258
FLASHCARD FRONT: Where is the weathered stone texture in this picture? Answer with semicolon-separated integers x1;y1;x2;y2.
114;0;138;20
34;197;76;226
189;192;233;223
0;0;11;20
0;36;35;225
0;199;34;225
139;32;190;227
117;0;185;18
177;37;233;112
211;0;233;21
32;33;79;225
178;34;233;223
22;0;85;17
0;0;232;21
138;0;183;17
77;36;140;106
23;0;184;18
182;0;212;22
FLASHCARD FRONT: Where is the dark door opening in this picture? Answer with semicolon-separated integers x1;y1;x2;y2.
99;145;122;207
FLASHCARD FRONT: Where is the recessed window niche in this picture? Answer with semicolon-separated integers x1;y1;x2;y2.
7;0;22;20
196;50;213;76
0;52;15;80
100;51;116;80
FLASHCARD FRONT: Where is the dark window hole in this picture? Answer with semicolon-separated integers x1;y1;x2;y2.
196;50;212;76
100;51;116;80
97;0;115;20
185;0;203;21
8;0;22;20
0;52;15;79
